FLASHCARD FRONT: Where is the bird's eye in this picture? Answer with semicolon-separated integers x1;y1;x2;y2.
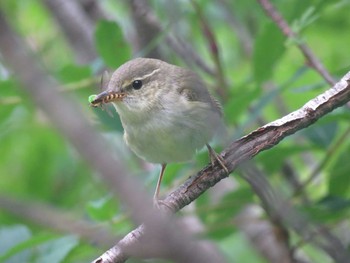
132;80;143;90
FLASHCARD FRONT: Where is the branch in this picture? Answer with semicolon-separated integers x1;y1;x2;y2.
126;0;215;75
256;0;335;85
0;195;117;247
97;72;350;262
44;0;98;64
165;71;350;212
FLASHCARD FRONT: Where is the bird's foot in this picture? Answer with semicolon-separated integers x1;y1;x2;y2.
206;144;229;174
153;197;173;212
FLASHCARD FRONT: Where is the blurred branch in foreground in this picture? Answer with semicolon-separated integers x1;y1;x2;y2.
0;9;227;263
1;2;350;263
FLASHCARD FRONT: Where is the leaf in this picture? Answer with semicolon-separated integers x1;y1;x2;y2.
253;23;285;84
257;145;314;173
0;231;53;262
304;195;350;223
0;225;32;262
57;64;91;83
302;121;338;148
35;235;79;263
328;144;350;198
94;20;131;68
318;195;350;212
86;195;118;221
93;106;124;132
196;187;253;239
291;7;319;35
224;84;261;125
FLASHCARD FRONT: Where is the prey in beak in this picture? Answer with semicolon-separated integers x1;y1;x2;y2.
89;71;125;108
89;91;125;108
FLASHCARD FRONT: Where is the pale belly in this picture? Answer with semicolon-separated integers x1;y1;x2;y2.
114;96;224;164
124;123;205;163
122;110;222;164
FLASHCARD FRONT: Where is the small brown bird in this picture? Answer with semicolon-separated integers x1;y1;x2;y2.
91;58;228;203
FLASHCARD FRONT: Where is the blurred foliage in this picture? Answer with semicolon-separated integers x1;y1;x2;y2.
1;0;350;262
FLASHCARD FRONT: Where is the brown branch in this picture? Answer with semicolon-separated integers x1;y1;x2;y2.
127;0;163;59
217;0;253;57
0;195;117;247
241;165;349;263
190;0;229;100
236;208;296;263
164;72;350;212
43;0;98;64
256;0;336;86
97;71;350;262
126;0;215;76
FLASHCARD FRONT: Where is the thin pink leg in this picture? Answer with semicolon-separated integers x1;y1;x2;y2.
154;163;167;201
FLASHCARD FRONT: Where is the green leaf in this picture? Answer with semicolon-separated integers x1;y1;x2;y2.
328;144;350;198
92;106;124;132
253;23;285;84
318;195;350;212
35;235;79;263
94;20;131;68
196;187;253;239
304;195;350;223
224;84;261;125
0;225;32;262
302;121;338;148
0;79;22;121
0;230;54;262
57;64;92;83
86;195;118;221
257;145;314;173
291;7;319;35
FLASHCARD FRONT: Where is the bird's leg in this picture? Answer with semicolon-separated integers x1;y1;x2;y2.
206;144;229;174
153;163;167;204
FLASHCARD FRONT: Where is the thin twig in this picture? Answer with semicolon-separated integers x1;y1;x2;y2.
256;0;335;86
217;0;253;57
0;195;118;247
0;77;97;106
190;0;229;100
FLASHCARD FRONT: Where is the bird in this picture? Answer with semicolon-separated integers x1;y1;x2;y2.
90;58;228;203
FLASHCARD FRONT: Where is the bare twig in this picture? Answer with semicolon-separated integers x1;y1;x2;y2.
217;0;253;57
44;0;98;64
190;0;229;100
242;164;349;263
0;77;97;105
126;0;215;76
127;0;163;59
0;195;117;247
256;0;335;86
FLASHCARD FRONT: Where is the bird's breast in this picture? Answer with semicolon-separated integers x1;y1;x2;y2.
116;100;223;164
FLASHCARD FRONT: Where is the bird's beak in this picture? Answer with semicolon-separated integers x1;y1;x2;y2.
90;90;125;107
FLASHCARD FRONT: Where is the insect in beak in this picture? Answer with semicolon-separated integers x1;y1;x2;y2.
89;91;125;108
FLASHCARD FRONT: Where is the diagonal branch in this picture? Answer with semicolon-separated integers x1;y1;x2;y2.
256;0;335;86
97;72;350;262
